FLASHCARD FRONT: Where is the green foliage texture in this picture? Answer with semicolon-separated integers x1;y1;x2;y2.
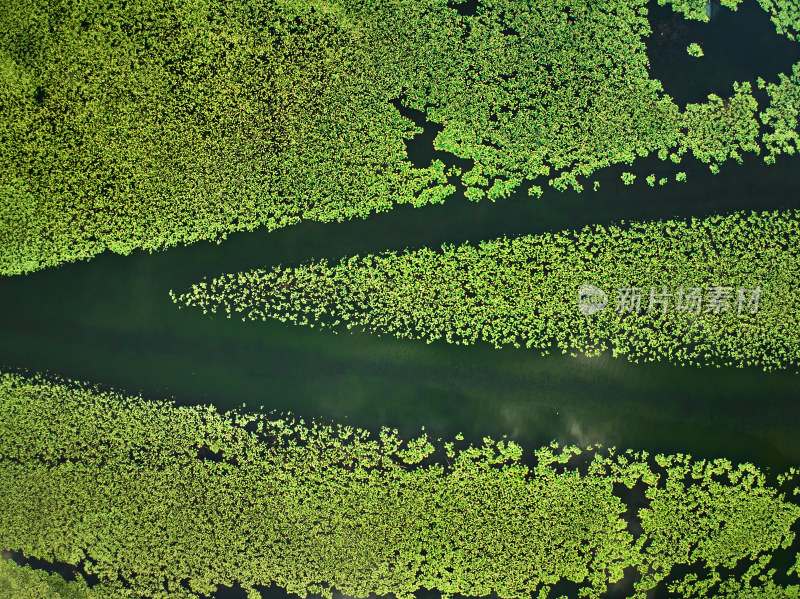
1;370;799;599
173;209;800;371
0;556;96;599
757;0;800;40
687;42;704;57
657;0;743;21
1;0;800;275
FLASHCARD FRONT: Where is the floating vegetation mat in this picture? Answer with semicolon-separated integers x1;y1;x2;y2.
2;0;800;275
0;555;98;599
173;209;800;371
1;370;800;599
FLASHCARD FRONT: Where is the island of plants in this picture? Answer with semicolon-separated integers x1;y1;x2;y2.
2;0;800;275
172;209;800;371
1;370;799;599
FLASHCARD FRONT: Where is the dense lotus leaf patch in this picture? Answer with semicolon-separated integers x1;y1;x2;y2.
759;61;800;162
0;0;441;276
2;0;800;276
1;371;799;598
0;555;97;599
1;371;799;599
173;209;800;371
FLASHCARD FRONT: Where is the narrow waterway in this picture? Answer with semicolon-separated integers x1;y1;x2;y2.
1;143;799;471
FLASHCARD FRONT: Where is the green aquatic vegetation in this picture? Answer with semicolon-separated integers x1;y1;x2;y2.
0;374;800;599
757;0;800;40
1;370;799;599
634;455;800;594
711;579;800;598
687;42;704;56
621;172;637;185
667;563;800;597
0;556;96;599
760;61;800;162
0;0;442;275
678;83;761;166
2;0;799;276
174;209;800;371
658;0;743;21
646;174;656;186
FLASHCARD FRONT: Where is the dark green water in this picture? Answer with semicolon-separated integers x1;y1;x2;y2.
2;1;800;597
2;142;800;472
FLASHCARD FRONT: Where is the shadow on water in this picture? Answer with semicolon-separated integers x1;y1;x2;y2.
645;0;800;108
